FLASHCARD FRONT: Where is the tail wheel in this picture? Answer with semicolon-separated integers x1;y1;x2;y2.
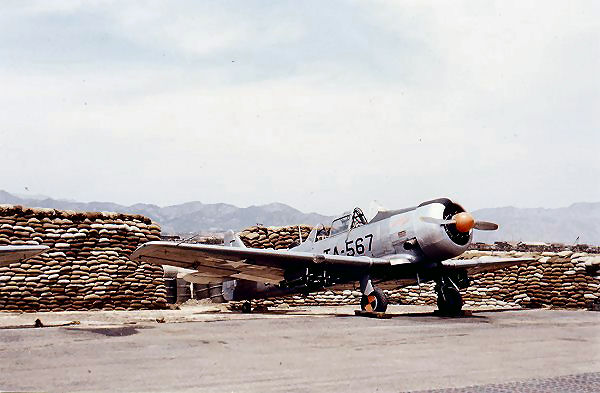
241;301;252;314
437;286;463;316
360;287;388;313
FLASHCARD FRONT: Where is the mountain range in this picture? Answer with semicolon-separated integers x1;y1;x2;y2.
471;203;600;246
0;190;598;245
0;190;330;235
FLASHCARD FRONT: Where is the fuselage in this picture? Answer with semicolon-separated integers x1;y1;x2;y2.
293;199;471;268
226;198;475;301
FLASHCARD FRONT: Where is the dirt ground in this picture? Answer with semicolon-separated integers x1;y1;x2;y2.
1;304;600;392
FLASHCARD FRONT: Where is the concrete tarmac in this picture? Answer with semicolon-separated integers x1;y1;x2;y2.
1;305;599;392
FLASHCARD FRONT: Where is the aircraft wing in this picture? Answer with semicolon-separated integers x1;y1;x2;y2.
441;256;534;275
131;241;392;284
0;245;49;267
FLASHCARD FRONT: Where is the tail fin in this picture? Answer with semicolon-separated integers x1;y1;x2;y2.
224;230;247;248
306;227;318;243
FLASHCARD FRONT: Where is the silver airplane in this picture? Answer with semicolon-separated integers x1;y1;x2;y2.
132;198;533;316
0;245;49;267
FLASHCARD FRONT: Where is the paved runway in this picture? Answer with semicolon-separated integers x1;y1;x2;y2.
1;306;599;392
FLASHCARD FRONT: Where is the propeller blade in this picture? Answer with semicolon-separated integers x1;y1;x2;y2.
473;221;499;231
420;216;456;225
423;212;475;233
421;213;498;232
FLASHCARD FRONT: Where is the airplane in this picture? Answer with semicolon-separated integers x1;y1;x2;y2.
131;198;533;316
0;245;49;267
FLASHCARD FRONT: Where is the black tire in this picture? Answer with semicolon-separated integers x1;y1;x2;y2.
437;286;463;316
360;287;388;313
241;301;252;314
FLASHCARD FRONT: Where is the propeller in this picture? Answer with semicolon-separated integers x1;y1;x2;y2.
420;212;498;232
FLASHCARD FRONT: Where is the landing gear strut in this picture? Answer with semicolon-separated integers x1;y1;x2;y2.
435;278;463;316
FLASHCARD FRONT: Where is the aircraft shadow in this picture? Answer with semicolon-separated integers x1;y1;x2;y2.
227;306;526;321
374;312;488;320
334;307;525;320
326;312;483;320
238;307;525;320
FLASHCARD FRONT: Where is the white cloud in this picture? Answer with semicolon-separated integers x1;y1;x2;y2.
0;1;598;214
110;2;307;57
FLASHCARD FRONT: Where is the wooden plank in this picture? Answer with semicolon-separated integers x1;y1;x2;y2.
354;310;391;319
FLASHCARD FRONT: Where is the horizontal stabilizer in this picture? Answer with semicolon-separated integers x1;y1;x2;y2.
224;230;247;248
0;245;49;267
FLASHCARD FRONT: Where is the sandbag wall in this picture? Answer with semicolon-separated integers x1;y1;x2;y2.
0;205;166;312
388;250;600;309
238;225;600;309
239;225;313;249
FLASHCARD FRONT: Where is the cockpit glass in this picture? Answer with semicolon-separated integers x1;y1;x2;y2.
330;215;351;236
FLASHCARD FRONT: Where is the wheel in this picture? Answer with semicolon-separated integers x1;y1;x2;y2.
437;286;463;316
241;301;252;313
360;287;388;313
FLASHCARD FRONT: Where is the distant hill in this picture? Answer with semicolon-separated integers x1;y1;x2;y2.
472;203;600;245
0;190;598;244
0;190;332;234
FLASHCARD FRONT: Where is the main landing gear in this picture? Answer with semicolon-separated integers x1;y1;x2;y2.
360;287;388;313
359;275;388;313
435;277;463;316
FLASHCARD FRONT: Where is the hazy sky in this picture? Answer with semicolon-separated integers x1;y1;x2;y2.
1;1;598;215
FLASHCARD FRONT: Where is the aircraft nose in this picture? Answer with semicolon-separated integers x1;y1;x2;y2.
454;212;475;232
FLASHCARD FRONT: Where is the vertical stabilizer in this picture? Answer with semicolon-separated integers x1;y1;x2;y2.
367;200;386;222
306;227;317;243
224;230;247;248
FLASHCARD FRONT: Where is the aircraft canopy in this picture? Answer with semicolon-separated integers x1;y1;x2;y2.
329;208;368;237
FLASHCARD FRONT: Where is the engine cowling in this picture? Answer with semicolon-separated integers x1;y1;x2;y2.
412;199;472;261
